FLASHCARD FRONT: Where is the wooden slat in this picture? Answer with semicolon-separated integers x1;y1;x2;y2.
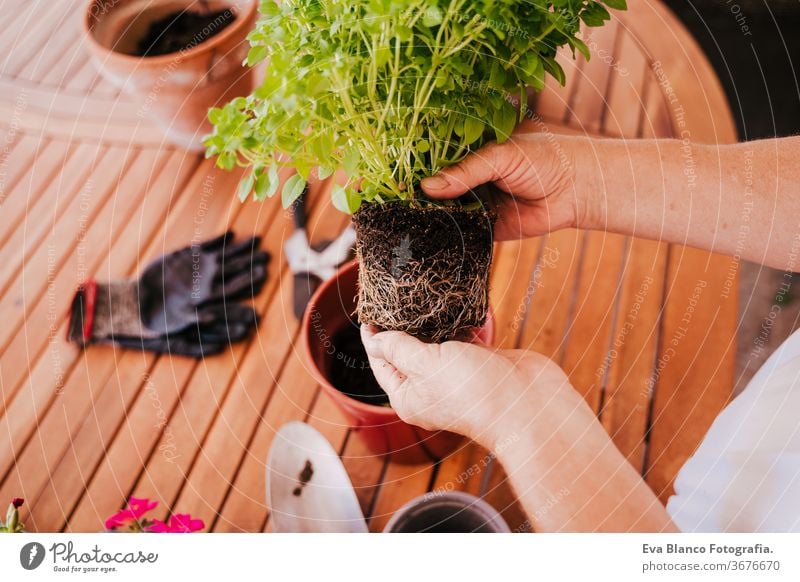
39;166;245;532
561;232;628;410
0;150;200;516
4;1;79;78
600;237;668;470
213;356;354;531
569;19;620;133
130;197;349;531
0;139;74;253
368;462;434;532
488;239;544;350
0;134;46;202
0;148;198;516
603;30;649;138
0;149;197;502
10;155;226;531
616;2;737;500
0;145;142;424
0;142;108;304
515;228;584;359
38;34;91;90
0;1;48;67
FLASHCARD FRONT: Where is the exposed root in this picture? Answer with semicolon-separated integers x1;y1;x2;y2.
353;203;493;343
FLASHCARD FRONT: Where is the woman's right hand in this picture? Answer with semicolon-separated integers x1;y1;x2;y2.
421;133;595;241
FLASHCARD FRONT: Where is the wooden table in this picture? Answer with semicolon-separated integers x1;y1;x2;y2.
0;0;737;532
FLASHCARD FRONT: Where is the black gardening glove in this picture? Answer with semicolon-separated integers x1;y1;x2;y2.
67;232;269;357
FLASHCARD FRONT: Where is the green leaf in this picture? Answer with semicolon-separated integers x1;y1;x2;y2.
520;52;545;90
332;184;362;214
238;172;255;202
207;107;224;125
342;148;360;176
463;116;485;145
281;174;306;208
492;101;517;143
581;3;612;27
543;56;566;86
317;165;334;180
254;163;280;200
422;6;443;27
569;36;591;61
603;0;627;10
246;45;268;66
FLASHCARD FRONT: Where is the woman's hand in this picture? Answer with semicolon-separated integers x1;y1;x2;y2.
420;134;596;241
360;324;679;532
359;324;584;448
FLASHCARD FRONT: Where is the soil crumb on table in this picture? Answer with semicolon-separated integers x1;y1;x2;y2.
292;459;314;497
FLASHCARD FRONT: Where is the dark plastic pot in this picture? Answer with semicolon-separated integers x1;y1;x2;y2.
302;260;494;464
384;491;510;533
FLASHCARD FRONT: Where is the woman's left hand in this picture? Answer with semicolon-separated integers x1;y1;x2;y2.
360;324;581;449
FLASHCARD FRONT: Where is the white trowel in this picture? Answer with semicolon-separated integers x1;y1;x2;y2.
266;421;368;533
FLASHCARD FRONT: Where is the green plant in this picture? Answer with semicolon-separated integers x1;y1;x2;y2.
0;498;24;533
205;0;626;213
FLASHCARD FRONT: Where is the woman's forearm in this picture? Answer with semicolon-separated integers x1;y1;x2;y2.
574;136;800;271
487;389;678;532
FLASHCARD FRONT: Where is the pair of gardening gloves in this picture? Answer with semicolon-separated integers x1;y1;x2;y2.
67;232;269;358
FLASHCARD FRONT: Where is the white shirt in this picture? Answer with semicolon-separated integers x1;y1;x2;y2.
667;329;800;532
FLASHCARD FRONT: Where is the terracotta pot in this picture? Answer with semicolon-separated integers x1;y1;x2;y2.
302;260;495;465
83;0;257;150
384;491;510;533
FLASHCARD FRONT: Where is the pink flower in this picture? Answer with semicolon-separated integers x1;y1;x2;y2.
146;514;204;533
104;497;158;530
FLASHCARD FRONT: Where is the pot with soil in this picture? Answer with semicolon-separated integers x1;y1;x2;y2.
83;0;257;150
302;260;495;464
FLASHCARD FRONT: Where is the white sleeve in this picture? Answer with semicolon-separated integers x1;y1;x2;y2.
666;330;800;532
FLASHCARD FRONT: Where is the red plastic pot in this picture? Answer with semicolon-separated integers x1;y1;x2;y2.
302;260;495;464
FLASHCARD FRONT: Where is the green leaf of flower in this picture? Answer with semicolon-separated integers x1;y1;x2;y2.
463;116;485;145
332;184;362;214
492;101;517;143
255;163;280;200
342;148;360;176
238;172;255;202
603;0;627;10
281;174;306;208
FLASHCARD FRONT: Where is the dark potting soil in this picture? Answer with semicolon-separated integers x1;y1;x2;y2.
353;202;494;342
292;459;314;497
328;325;390;407
135;9;236;57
